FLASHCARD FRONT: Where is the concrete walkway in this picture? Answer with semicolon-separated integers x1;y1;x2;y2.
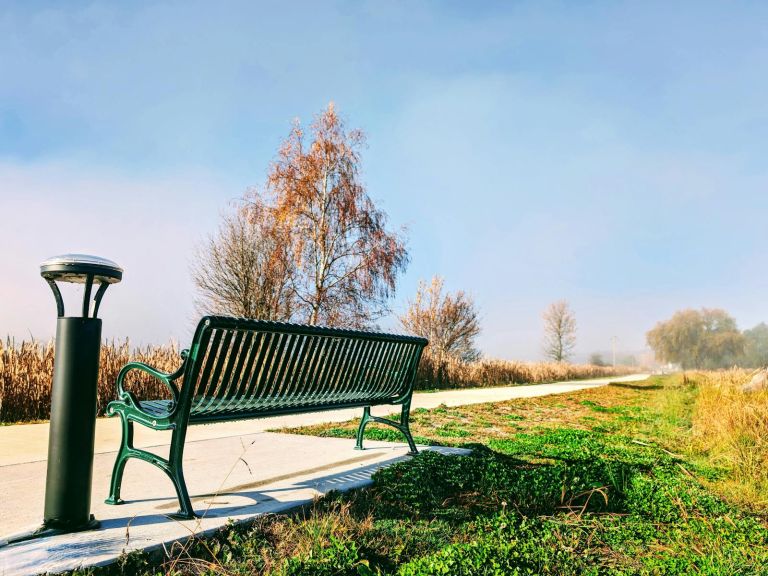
0;374;648;575
0;374;648;467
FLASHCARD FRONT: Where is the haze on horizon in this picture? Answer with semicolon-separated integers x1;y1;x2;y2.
1;1;767;362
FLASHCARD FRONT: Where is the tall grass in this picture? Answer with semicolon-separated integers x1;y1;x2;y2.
0;338;636;424
689;369;768;507
415;351;635;390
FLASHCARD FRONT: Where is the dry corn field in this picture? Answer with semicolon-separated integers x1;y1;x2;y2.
0;338;635;424
0;338;181;423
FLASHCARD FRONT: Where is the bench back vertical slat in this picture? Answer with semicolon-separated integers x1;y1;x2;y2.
353;340;381;398
355;341;378;399
380;345;406;398
278;333;308;403
372;342;410;398
260;332;290;406
275;333;306;408
399;344;425;402
201;330;239;414
222;330;256;412
192;330;232;411
214;330;245;406
291;334;323;407
196;329;234;413
370;341;398;396
289;335;320;408
362;340;395;399
301;335;331;402
276;333;304;401
311;337;343;401
315;338;344;404
332;338;363;402
388;343;419;397
182;322;213;414
338;339;365;400
240;331;273;405
359;340;391;401
346;340;376;400
253;331;287;405
194;328;222;403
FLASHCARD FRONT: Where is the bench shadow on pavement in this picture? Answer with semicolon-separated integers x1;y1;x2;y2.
102;454;407;529
104;445;465;530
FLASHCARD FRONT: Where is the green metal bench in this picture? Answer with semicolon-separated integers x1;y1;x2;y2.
104;316;428;518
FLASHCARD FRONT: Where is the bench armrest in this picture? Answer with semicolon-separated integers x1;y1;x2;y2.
115;349;188;410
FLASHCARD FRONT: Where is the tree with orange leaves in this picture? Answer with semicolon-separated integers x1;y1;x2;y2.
249;103;408;327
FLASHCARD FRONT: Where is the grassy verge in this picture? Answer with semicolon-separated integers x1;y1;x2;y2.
72;374;768;575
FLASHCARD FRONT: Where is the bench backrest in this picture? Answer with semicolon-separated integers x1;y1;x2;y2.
177;316;428;423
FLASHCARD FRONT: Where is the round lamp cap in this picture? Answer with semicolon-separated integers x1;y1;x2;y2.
40;254;123;284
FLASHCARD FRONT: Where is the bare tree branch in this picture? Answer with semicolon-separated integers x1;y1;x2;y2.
400;276;481;366
190;202;293;320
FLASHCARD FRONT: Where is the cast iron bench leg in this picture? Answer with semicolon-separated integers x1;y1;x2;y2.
167;427;197;519
355;403;418;455
105;417;197;519
105;413;133;505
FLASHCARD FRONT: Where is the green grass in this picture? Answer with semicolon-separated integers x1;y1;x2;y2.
69;376;768;575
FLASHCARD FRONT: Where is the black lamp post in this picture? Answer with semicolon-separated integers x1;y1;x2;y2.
1;254;122;546
39;255;122;536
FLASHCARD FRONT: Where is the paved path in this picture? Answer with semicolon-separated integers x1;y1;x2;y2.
0;374;648;575
0;374;648;466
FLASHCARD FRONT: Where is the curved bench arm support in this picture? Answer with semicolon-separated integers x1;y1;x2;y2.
115;349;188;409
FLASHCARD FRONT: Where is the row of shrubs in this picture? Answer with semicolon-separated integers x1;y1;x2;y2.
0;338;635;423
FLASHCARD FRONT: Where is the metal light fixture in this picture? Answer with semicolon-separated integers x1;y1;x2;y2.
3;255;123;544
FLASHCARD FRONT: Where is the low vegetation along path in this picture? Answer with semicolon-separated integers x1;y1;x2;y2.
0;374;648;467
51;370;768;575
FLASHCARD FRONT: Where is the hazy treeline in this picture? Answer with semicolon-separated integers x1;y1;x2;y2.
647;308;768;370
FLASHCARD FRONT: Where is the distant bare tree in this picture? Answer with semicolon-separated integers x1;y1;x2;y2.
543;300;577;362
400;276;481;363
191;202;293;320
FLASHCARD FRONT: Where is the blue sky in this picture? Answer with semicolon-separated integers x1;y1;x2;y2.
1;1;767;361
